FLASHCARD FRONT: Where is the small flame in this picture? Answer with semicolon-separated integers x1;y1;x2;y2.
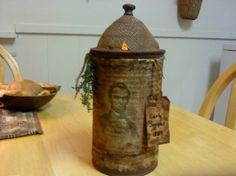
121;41;129;51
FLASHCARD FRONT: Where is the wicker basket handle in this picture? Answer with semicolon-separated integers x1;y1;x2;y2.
0;45;23;83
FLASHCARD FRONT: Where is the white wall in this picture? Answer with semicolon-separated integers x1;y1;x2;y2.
1;0;236;115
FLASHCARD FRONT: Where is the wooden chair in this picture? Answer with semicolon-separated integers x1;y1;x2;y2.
199;62;236;130
0;45;23;83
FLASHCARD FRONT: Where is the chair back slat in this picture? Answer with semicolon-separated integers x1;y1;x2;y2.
199;62;236;129
225;80;236;129
0;45;23;83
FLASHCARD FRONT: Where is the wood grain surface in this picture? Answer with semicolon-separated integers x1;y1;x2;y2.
0;94;236;176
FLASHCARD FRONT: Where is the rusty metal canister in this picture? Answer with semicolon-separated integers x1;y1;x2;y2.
89;4;170;176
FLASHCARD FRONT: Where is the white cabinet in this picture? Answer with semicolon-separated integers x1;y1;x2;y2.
214;44;236;124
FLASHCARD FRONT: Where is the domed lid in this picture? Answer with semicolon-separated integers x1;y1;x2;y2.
90;4;165;58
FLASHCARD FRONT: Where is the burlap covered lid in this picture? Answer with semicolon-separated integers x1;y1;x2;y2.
90;4;165;58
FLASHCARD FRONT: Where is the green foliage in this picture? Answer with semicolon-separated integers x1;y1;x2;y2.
73;59;94;112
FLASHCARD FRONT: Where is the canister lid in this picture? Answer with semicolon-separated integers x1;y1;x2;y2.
90;4;165;58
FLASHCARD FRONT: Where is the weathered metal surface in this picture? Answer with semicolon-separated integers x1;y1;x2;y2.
88;3;170;176
92;57;168;175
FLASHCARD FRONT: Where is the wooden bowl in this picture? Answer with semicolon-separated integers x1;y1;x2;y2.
0;86;61;111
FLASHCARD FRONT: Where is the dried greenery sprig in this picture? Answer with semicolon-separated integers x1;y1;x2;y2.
73;53;94;112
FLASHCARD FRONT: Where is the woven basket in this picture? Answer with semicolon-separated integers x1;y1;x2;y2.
178;0;202;20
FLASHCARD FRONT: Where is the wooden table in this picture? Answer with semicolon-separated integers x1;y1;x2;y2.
1;94;236;176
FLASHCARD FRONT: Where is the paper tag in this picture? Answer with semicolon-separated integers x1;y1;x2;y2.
146;95;170;148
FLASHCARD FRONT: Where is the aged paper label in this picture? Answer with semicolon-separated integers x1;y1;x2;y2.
146;95;170;148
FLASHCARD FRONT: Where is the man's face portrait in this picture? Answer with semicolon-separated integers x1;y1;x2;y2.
110;86;129;114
